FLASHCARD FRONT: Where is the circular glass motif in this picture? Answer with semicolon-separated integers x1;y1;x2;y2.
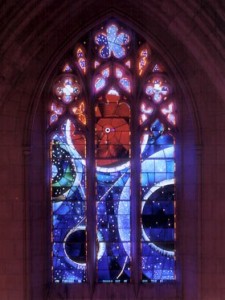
95;118;130;164
64;227;105;267
142;184;174;252
64;228;86;265
145;76;170;103
53;75;81;104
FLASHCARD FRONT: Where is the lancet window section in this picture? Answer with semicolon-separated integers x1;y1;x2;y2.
140;72;176;282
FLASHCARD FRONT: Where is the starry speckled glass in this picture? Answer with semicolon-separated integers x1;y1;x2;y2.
51;120;87;283
140;120;175;282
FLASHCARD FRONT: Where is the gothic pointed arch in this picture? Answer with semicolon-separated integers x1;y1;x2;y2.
26;13;201;300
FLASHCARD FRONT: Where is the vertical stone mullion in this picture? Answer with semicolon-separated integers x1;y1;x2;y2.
86;54;97;294
130;76;141;294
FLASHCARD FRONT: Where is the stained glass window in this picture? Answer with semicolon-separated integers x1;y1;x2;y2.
48;20;177;284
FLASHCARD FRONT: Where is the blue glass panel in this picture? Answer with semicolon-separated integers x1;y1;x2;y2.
95;77;106;92
51;120;86;283
141;121;175;282
97;243;131;282
142;248;175;282
166;160;174;172
119;78;131;93
96;163;131;282
155;172;168;182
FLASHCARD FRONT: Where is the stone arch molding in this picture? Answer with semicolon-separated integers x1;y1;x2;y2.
26;12;201;300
